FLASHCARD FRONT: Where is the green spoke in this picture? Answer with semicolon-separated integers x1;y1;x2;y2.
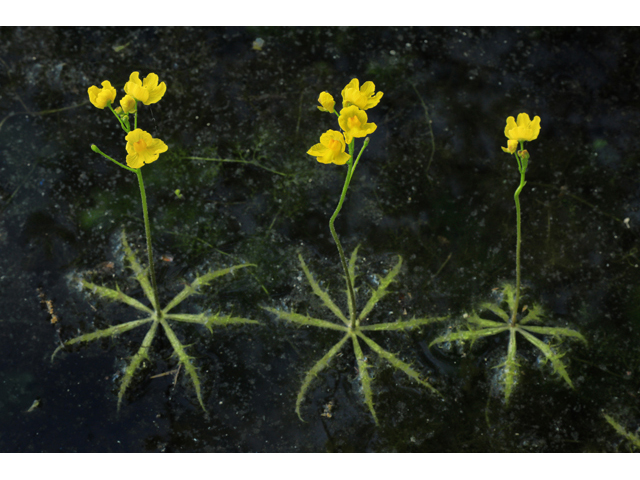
517;327;575;389
467;312;507;328
498;327;519;404
121;231;156;307
358;332;441;396
159;316;206;412
166;312;259;332
51;317;154;362
118;320;159;411
80;278;153;314
351;332;378;424
604;413;640;449
478;302;510;323
359;315;447;331
162;264;255;314
358;255;403;322
430;326;509;348
518;303;545;325
298;254;349;326
263;307;347;332
296;333;350;422
519;324;587;343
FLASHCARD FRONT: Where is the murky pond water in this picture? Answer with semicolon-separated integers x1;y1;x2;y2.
1;26;640;452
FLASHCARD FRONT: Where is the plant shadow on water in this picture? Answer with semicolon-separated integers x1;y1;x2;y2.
1;26;640;452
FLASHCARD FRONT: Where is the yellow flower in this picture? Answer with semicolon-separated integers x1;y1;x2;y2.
307;130;351;165
504;113;541;143
317;92;335;113
118;94;137;114
341;78;383;110
87;80;117;109
124;72;166;105
125;128;168;169
501;139;518;154
338;106;377;143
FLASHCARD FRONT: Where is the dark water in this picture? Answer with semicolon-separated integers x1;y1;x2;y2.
1;26;640;452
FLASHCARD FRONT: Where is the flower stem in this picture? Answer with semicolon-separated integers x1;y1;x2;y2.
329;139;369;328
136;168;161;312
511;143;527;325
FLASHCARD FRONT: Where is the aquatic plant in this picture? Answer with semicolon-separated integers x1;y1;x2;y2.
431;113;586;403
52;72;257;411
266;80;443;424
603;413;640;451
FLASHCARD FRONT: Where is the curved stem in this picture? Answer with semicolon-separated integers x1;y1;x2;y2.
330;143;357;326
329;138;370;328
136;168;161;312
511;142;527;325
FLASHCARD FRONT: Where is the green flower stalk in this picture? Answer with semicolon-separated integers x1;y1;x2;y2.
88;73;168;309
501;113;540;322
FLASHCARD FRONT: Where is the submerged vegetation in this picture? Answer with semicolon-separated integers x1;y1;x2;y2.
265;247;443;423
53;230;256;410
9;28;631;452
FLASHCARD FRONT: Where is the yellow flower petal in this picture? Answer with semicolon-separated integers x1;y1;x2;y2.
501;139;518;154
307;130;350;165
87;80;117;109
317;92;335;113
124;128;168;169
341;78;383;110
504;113;541;142
124;71;166;105
338;106;377;143
119;94;137;114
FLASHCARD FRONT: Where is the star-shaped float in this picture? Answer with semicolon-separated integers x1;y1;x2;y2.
431;284;586;403
264;246;445;424
52;230;257;411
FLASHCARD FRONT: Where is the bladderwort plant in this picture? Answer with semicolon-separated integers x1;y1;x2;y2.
264;79;444;424
431;113;586;404
52;72;257;412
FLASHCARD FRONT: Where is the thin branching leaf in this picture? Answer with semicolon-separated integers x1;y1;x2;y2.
478;302;510;322
520;324;587;344
517;327;575;389
430;326;508;348
296;333;350;422
51;317;154;362
358;332;441;397
359;316;447;331
162;263;255;313
298;254;349;326
351;333;378;424
499;328;519;404
160;316;206;412
467;312;506;328
80;279;153;314
166;312;259;333
358;255;403;322
121;231;155;306
501;283;517;314
262;307;347;332
518;303;545;325
118;320;158;411
604;413;640;449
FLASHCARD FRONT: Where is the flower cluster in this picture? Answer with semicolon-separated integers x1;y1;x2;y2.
501;113;541;154
308;78;382;165
87;72;168;169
